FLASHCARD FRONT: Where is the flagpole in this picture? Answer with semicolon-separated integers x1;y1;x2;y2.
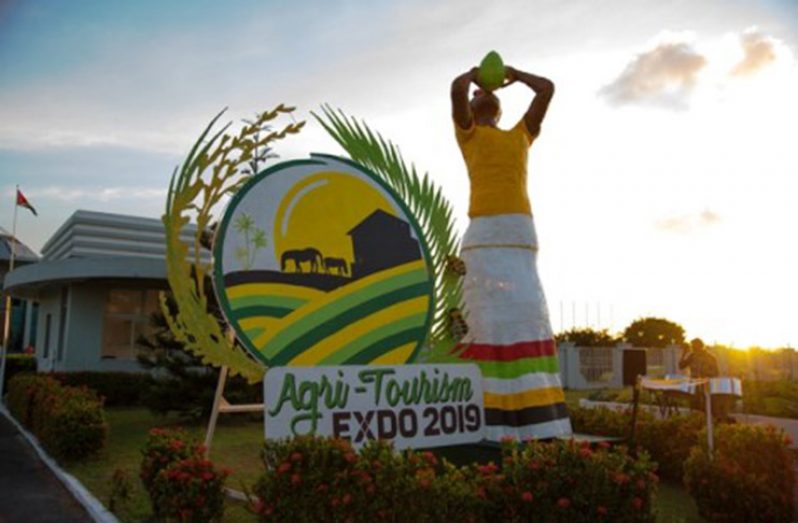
0;185;20;398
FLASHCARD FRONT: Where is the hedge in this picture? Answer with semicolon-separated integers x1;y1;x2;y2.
6;374;107;460
569;406;705;482
49;371;151;407
684;423;795;522
251;436;658;522
1;354;36;393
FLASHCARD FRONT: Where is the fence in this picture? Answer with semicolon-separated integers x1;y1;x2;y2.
558;343;680;390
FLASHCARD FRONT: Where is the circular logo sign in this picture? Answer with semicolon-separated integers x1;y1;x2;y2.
213;155;434;367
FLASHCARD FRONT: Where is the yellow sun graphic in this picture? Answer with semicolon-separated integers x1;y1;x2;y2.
273;172;398;268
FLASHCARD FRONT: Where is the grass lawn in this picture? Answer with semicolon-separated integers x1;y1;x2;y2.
64;407;702;522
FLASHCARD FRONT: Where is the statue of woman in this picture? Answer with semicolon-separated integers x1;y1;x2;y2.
451;64;572;441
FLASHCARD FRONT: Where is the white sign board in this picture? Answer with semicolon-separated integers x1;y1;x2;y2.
264;364;485;449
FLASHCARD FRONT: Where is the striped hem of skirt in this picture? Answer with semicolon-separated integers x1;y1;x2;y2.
484;416;573;442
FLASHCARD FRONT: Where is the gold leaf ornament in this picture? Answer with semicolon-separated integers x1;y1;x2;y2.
162;106;305;383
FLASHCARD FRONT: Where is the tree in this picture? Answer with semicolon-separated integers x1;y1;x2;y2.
622;317;686;348
555;327;618;347
136;291;261;420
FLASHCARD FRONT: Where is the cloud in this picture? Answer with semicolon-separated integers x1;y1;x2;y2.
655;209;721;233
3;186;166;203
599;39;707;109
731;30;777;76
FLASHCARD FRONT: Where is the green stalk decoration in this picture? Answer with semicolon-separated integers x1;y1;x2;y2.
163;105;305;382
313;105;464;361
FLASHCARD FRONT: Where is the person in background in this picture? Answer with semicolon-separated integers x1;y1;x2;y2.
679;338;733;419
679;338;719;378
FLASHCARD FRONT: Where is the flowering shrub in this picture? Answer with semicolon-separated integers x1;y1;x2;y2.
1;355;35;394
479;439;657;523
140;427;229;522
570;406;705;481
6;374;107;460
150;457;230;522
250;436;657;522
6;374;60;428
140;427;203;493
684;423;795;522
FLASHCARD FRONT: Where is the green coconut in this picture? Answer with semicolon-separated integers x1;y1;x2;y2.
477;51;505;91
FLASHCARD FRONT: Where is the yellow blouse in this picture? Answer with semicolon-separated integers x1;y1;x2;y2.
455;119;535;217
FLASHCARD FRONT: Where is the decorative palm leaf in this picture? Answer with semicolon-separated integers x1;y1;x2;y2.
313;105;464;361
163;105;304;382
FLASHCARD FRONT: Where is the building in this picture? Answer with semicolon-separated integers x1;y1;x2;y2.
347;209;422;279
0;227;40;352
3;210;205;373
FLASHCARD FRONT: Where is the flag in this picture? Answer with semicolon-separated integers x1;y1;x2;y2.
16;189;37;216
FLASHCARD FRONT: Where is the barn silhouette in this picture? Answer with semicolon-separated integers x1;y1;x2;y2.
347;209;421;279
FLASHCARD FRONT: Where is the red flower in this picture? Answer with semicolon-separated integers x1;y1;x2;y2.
557;497;571;509
632;497;644;510
291;473;302;486
579;447;592;458
521;491;533;502
201;471;214;481
528;460;542;471
597;505;608;516
612;473;630;485
476;487;487;499
342;494;352;505
636;479;646;491
291;452;303;462
598;441;611;449
477;463;498;475
422;451;437;465
344;453;357;464
277;462;292;474
253;499;265;514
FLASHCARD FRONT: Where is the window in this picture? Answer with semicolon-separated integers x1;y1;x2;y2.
101;289;160;359
43;314;52;359
56;287;68;361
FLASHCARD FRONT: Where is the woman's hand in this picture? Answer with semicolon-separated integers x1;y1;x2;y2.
505;65;517;83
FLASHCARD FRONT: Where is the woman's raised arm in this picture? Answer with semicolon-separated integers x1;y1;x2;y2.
506;66;555;138
451;68;478;130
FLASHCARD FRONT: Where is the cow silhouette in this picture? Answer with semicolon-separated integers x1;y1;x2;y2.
324;257;349;276
281;248;324;273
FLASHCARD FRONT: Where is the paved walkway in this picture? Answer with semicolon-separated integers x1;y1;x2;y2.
0;415;90;523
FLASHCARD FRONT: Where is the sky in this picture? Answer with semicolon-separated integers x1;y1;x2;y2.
1;0;796;348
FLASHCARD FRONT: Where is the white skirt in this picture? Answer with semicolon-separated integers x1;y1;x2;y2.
459;214;572;441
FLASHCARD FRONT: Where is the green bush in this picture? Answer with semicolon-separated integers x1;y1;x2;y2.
569;406;705;482
1;354;36;393
6;374;107;460
151;457;229;523
39;386;108;460
742;380;798;419
6;373;59;427
569;405;632;439
250;436;658;522
684;423;795;522
140;428;228;522
142;372;261;420
140;427;204;495
50;371;152;407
